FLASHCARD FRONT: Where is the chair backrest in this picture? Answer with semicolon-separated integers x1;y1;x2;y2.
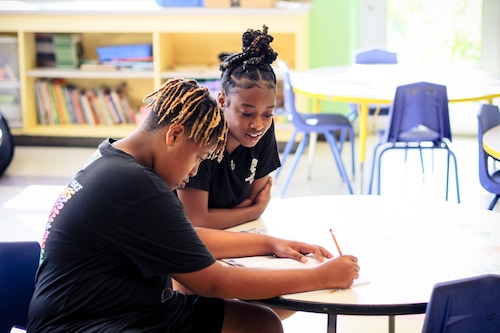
353;47;398;64
477;103;500;192
276;60;301;127
0;241;41;333
422;274;500;333
382;81;451;144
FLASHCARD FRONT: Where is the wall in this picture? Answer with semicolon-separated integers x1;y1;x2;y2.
482;0;500;75
308;0;360;114
309;0;359;68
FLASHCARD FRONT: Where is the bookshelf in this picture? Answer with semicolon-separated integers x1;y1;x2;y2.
0;2;310;141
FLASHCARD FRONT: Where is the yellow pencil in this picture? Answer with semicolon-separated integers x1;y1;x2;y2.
329;228;343;255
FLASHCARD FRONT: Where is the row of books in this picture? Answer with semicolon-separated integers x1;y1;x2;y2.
34;79;137;126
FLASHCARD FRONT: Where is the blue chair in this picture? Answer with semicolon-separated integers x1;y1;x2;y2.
422;274;500;333
353;47;398;65
275;60;355;196
477;103;500;210
348;47;398;130
0;241;41;333
368;81;460;202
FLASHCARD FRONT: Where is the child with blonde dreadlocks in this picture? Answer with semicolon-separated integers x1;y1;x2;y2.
177;25;281;229
28;78;360;333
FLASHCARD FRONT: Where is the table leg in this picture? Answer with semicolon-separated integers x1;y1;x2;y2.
358;103;369;193
308;99;321;179
388;315;395;333
327;314;337;333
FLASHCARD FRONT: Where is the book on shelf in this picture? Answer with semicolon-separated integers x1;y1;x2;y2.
79;60;118;71
109;89;130;123
85;89;107;125
117;87;137;124
62;86;78;124
51;79;73;125
79;90;97;125
34;79;138;126
102;89;123;124
34;80;49;125
53;33;83;69
46;80;61;124
95;88;115;125
79;59;153;72
35;33;56;68
36;79;56;125
69;88;86;124
103;60;154;71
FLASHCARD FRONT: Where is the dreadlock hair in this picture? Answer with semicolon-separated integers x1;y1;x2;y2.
219;24;278;98
142;78;227;162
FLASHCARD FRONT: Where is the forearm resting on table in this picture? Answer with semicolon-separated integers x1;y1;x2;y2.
196;227;273;258
190;203;264;229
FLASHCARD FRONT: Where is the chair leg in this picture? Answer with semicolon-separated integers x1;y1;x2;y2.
368;106;381;134
376;150;383;195
376;147;392;195
333;128;355;179
307;133;317;180
419;147;425;174
367;143;382;194
444;146;460;203
279;133;309;197
451;149;460;203
349;127;356;178
488;195;500;210
445;149;451;201
324;132;353;194
275;130;298;179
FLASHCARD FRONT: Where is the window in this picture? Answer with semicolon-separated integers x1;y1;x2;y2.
386;0;482;67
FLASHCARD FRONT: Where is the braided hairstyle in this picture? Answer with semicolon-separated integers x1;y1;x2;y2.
219;25;278;98
143;78;227;162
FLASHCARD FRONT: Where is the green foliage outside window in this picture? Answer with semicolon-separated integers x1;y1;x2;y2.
386;0;482;67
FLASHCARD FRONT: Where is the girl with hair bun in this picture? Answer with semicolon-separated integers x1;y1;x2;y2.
178;25;282;230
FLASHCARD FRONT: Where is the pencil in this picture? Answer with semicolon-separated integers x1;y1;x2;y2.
329;228;343;255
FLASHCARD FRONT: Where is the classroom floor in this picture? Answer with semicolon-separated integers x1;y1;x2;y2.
1;133;499;333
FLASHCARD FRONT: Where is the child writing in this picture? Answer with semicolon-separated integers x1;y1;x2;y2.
28;78;360;333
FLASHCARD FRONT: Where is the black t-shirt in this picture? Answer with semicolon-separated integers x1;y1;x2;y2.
185;121;281;208
28;139;216;332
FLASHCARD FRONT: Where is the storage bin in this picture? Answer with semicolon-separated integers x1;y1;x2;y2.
205;0;278;7
0;84;21;128
155;0;203;7
96;44;153;62
0;36;19;81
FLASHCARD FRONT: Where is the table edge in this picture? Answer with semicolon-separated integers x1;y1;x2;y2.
249;297;427;316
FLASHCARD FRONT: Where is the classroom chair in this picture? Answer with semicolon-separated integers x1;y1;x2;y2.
0;241;41;333
275;60;355;196
347;46;398;133
368;81;460;202
422;274;500;333
477;103;500;210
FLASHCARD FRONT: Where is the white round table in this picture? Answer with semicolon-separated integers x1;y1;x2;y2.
228;195;500;333
483;125;500;160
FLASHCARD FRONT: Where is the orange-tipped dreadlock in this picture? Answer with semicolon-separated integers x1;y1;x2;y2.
143;78;227;162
